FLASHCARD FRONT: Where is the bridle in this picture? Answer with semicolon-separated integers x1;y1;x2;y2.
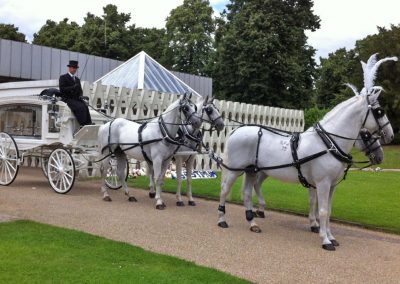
179;98;199;124
201;102;223;126
361;94;391;139
358;128;381;157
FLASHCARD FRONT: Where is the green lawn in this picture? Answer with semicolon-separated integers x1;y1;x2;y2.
0;221;248;284
128;170;400;234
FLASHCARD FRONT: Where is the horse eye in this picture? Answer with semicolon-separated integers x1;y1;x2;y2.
183;106;189;112
206;107;213;114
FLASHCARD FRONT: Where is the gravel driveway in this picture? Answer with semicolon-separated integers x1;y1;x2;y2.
1;167;400;283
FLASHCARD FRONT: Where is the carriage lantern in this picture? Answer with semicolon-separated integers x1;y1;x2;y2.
47;95;60;133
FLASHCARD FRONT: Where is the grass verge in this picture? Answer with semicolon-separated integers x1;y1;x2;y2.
0;221;249;283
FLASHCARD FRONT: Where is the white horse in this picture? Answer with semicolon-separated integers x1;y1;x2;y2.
97;94;202;209
173;97;225;206
216;54;395;250
146;96;225;206
250;128;384;232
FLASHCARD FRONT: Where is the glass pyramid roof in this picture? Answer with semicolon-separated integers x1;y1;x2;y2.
95;51;200;97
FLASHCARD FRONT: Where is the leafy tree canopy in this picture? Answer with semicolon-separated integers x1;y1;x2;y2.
165;0;215;76
315;24;400;142
0;23;27;42
212;0;320;109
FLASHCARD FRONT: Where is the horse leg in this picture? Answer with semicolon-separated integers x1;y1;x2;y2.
175;157;184;206
186;156;196;206
244;173;261;233
100;158;112;202
154;158;168;210
327;186;339;246
116;153;136;202
253;172;267;218
317;181;335;251
218;170;240;228
147;162;156;199
308;187;320;233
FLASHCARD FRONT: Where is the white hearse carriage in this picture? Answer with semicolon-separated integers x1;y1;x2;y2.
0;81;124;193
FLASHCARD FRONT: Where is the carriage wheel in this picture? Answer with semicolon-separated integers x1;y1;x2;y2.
0;132;20;186
105;157;129;190
41;157;49;178
47;148;75;194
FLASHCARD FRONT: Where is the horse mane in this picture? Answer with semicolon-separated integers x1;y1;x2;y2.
319;96;360;125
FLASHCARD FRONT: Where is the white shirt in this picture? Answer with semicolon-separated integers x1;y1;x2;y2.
68;72;76;81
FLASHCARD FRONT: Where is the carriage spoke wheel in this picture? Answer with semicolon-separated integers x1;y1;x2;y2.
0;132;20;186
105;157;129;190
47;148;75;194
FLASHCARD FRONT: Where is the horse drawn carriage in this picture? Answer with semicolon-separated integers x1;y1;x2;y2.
0;90;126;194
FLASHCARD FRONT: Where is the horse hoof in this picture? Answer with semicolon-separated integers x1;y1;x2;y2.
156;203;166;210
149;192;156;199
176;201;185;207
310;226;320;233
128;196;137;202
254;210;265;218
188;201;196;206
330;239;340;246
103;196;112;202
218;221;229;228
250;225;262;233
322;244;336;251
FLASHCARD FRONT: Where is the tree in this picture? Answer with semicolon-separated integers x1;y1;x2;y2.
354;25;400;143
165;0;215;76
33;19;80;49
314;24;400;143
314;48;358;108
74;4;132;60
0;23;26;42
212;0;320;109
130;27;168;65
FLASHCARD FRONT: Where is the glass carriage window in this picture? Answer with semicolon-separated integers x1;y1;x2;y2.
0;104;42;139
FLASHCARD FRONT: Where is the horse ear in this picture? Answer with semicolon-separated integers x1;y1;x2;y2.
189;92;192;99
182;92;187;100
203;95;209;106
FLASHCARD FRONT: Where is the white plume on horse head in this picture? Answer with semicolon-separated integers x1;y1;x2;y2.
360;53;398;95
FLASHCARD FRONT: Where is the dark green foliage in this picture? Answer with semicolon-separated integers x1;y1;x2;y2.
32;4;168;62
129;27;170;66
315;25;400;143
74;4;132;60
212;0;320;109
303;106;329;130
314;48;358;108
33;18;80;50
164;0;215;75
0;23;26;42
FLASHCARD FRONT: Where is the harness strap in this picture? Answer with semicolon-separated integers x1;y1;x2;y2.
314;123;353;164
290;132;315;188
210;149;328;173
138;122;153;165
254;128;263;171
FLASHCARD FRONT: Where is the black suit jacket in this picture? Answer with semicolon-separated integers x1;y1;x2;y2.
59;73;83;100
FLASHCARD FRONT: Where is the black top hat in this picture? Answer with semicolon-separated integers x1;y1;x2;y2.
67;60;79;68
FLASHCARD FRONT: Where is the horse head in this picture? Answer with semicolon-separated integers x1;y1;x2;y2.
201;96;225;131
346;54;396;144
179;93;202;129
